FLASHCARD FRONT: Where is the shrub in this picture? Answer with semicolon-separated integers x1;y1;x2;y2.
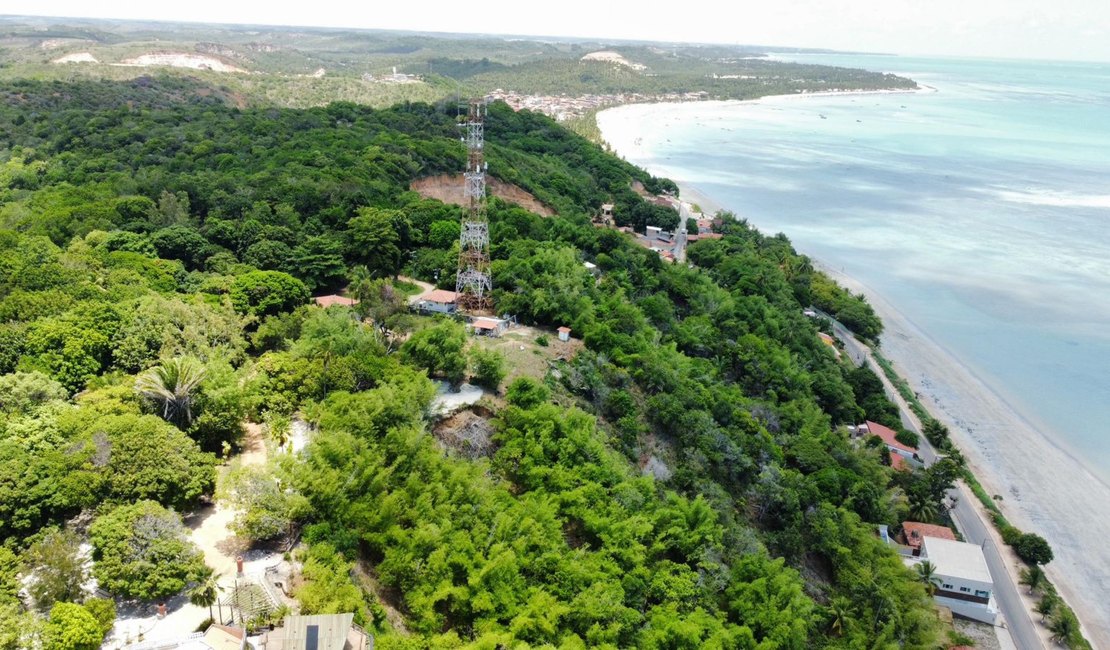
894;428;919;448
469;347;506;392
1014;532;1054;566
505;377;550;409
89;501;210;601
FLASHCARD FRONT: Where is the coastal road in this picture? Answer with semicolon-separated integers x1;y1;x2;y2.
819;310;1043;650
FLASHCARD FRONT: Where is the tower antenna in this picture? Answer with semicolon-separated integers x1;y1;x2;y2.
455;98;492;313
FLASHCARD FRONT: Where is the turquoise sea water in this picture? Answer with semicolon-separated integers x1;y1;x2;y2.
602;54;1110;480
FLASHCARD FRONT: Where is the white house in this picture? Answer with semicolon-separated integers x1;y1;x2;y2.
416;289;458;314
917;536;999;624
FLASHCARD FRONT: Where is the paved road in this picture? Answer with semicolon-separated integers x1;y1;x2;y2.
820;311;1043;650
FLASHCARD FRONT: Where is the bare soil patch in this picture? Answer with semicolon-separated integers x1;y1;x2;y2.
410;174;555;217
434;408;496;459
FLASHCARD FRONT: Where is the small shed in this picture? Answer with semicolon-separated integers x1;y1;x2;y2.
471;317;508;337
557;326;571;342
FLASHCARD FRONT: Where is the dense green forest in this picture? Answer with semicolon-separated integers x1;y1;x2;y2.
0;77;962;648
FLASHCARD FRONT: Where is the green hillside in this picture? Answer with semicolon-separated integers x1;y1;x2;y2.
0;77;954;648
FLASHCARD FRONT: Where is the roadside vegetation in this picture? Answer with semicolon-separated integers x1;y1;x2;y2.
873;352;1091;649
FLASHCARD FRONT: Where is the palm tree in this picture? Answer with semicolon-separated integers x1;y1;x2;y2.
1035;592;1058;623
135;357;206;428
908;497;938;523
827;596;850;637
188;573;220;622
1020;565;1046;595
1050;608;1080;646
914;560;941;596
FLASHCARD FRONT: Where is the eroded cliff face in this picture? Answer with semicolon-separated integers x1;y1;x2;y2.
410;174;555;217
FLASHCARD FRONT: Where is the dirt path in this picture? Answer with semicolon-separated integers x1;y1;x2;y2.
192;423;269;577
397;275;436;305
106;425;272;646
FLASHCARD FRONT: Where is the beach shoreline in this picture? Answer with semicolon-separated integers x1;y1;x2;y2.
597;101;1110;646
814;261;1109;647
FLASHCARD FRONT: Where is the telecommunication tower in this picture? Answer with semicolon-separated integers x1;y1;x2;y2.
455;99;492;312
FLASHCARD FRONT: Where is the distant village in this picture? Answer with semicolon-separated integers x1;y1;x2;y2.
361;67;422;84
487;88;709;121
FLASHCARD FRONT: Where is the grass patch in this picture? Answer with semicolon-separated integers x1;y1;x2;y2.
393;279;422;296
873;351;931;423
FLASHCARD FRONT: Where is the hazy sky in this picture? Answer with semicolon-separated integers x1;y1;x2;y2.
7;0;1110;61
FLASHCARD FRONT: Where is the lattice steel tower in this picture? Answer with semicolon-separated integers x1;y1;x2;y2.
455;99;492;312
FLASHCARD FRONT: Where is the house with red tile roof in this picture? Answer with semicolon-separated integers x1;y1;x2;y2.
313;294;358;308
415;289;458;314
865;420;918;459
902;521;956;556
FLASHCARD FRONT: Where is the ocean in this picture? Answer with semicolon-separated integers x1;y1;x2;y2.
598;53;1110;642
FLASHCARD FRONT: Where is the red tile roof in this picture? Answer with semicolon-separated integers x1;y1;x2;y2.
902;521;956;549
866;420;917;454
890;452;909;471
423;289;458;303
313;294;358;307
557;326;571;333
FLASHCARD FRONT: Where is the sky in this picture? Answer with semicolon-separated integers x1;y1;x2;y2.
6;0;1110;62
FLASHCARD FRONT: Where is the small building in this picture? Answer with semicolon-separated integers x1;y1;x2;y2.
416;289;458;314
916;537;999;624
260;613;372;650
557;326;571;342
901;521;956;556
470;317;508;337
817;332;840;358
313;295;358;308
865;420;919;463
583;261;599;277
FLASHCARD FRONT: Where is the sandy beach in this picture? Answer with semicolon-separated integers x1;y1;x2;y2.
822;265;1110;647
598;102;1110;646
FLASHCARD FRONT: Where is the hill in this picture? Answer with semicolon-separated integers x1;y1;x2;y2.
0;16;916;114
0;76;952;647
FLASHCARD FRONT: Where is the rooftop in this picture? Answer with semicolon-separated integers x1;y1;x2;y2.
902;521;956;549
203;625;245;650
313;294;358;307
422;289;458;303
263;613;370;650
922;537;993;584
472;318;503;330
890;452;909;471
866;420;917;454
